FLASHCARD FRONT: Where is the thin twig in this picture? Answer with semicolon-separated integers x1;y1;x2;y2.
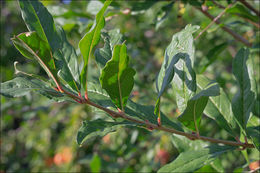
60;89;255;149
197;7;252;47
237;0;260;17
195;3;234;40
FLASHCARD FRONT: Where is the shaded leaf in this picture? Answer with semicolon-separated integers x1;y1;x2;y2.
100;44;135;110
198;42;228;73
232;48;256;132
227;4;258;23
158;145;235;173
79;1;111;91
197;75;238;136
12;32;60;87
247;126;260;151
95;29;123;68
178;81;220;131
77;119;137;145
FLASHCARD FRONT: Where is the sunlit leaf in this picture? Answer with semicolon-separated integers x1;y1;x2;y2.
100;44;135;110
158;145;235;172
79;1;111;91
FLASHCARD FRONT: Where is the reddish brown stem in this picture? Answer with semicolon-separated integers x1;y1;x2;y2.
60;89;255;149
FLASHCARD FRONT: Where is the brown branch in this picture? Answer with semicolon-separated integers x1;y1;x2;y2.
197;6;252;47
237;0;260;17
195;3;234;40
59;89;255;149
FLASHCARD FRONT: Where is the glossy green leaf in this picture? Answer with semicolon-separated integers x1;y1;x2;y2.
77;119;137;145
232;48;256;132
178;81;220;131
79;1;111;91
0;76;71;102
197;75;238;136
158;145;235;173
157;24;199;114
54;26;81;92
95;29;123;68
11;32;60;87
19;0;81;92
19;0;61;51
100;44;136;110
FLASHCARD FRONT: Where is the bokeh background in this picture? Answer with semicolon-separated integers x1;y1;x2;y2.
1;0;259;172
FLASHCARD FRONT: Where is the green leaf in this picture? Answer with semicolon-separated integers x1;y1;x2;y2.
19;0;81;92
232;48;256;132
0;77;71;102
155;53;184;120
11;32;60;87
178;81;220;131
90;154;101;173
171;134;208;153
79;1;111;91
100;44;136;110
76;119;136;145
197;75;238;136
95;29;123;68
158;145;235;173
157;24;199;114
54;26;81;92
19;0;61;51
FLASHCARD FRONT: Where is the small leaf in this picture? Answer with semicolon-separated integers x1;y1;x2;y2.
12;32;60;88
247;126;260;151
100;44;136;111
157;24;199;114
197;75;238;136
158;145;235;173
79;1;111;91
178;82;220;131
95;29;123;68
77;119;136;145
232;48;256;132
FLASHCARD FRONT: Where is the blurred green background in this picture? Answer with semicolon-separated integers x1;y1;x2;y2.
1;0;259;172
